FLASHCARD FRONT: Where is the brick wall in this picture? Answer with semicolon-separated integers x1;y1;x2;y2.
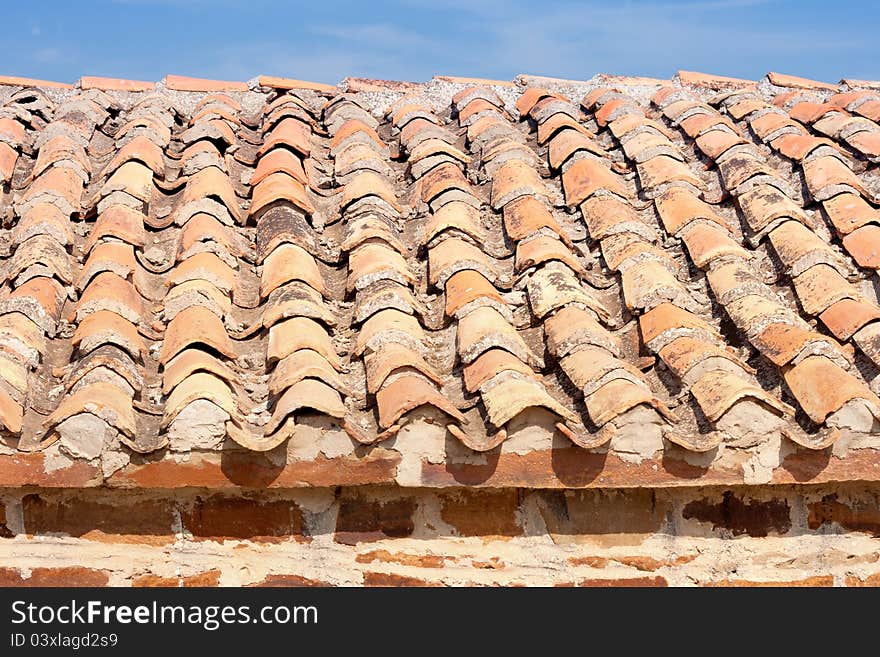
0;484;878;586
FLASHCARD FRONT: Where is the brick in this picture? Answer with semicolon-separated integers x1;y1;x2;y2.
356;550;445;568
22;494;174;544
568;556;609;568
439;489;521;537
614;556;665;572
334;496;416;544
106;450;400;488
705;576;833;587
248;574;331;587
0;567;108;587
559;576;667;587
132;570;221;587
539;489;666;545
682;491;791;537
363;572;443;587
181;496;307;542
0;453;101;487
0;503;11;538
808;494;880;536
845;574;880;587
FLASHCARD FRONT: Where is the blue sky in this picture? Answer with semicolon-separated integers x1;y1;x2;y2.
4;0;879;84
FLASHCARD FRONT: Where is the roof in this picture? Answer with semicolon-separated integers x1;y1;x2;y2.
1;69;880;490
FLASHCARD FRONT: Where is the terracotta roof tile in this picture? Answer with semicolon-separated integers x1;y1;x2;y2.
165;75;248;92
677;70;756;90
783;355;880;424
767;72;839;91
0;71;877;488
0;74;72;88
562;157;629;206
79;76;155;92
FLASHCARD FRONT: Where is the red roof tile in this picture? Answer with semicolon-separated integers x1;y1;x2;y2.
0;68;876;492
165;74;248;92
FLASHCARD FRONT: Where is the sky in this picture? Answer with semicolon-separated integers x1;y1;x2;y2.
3;0;879;85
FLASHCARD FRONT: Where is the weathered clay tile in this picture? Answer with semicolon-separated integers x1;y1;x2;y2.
342;216;407;254
490;158;552;209
267;317;342;369
162;348;238;394
559;346;645;393
264;379;346;435
680;222;749;269
159;305;235;364
7;235;73;284
77;242;136;289
375;373;465;428
791;264;859;315
102;135;164;177
767;220;847;276
783;355;880;424
621;131;683;163
444;270;505;318
480;376;576;427
71;272;142;322
97;160;154;203
637;155;705;192
752;322;846;368
819;298;880;341
3;277;65;333
259;117;311;157
803;155;871;201
340;171;401;213
72;310;145;359
250;172;315;216
822;192;879;235
621;259;695;313
32;135;90;180
515;234;586;275
584;378;673;428
354;308;424;356
737;184;810;241
161;372;239;428
842;224;880;268
45;381;136;438
545;306;621;358
580;195;654;243
165;279;232;321
639;302;721;350
421;200;485;246
462;347;536;393
654;187;731;235
536;113;594;145
420;161;470;202
428;237;498;289
690;369;791;422
527;263;609;321
261;243;325;297
348;242;415;292
364;343;442;393
562;157;629;207
251;147;308;187
502;196;572;247
456;306;541;368
547;128;606;170
166;252;236;295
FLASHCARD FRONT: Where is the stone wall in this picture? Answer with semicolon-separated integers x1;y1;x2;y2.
0;484;878;586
